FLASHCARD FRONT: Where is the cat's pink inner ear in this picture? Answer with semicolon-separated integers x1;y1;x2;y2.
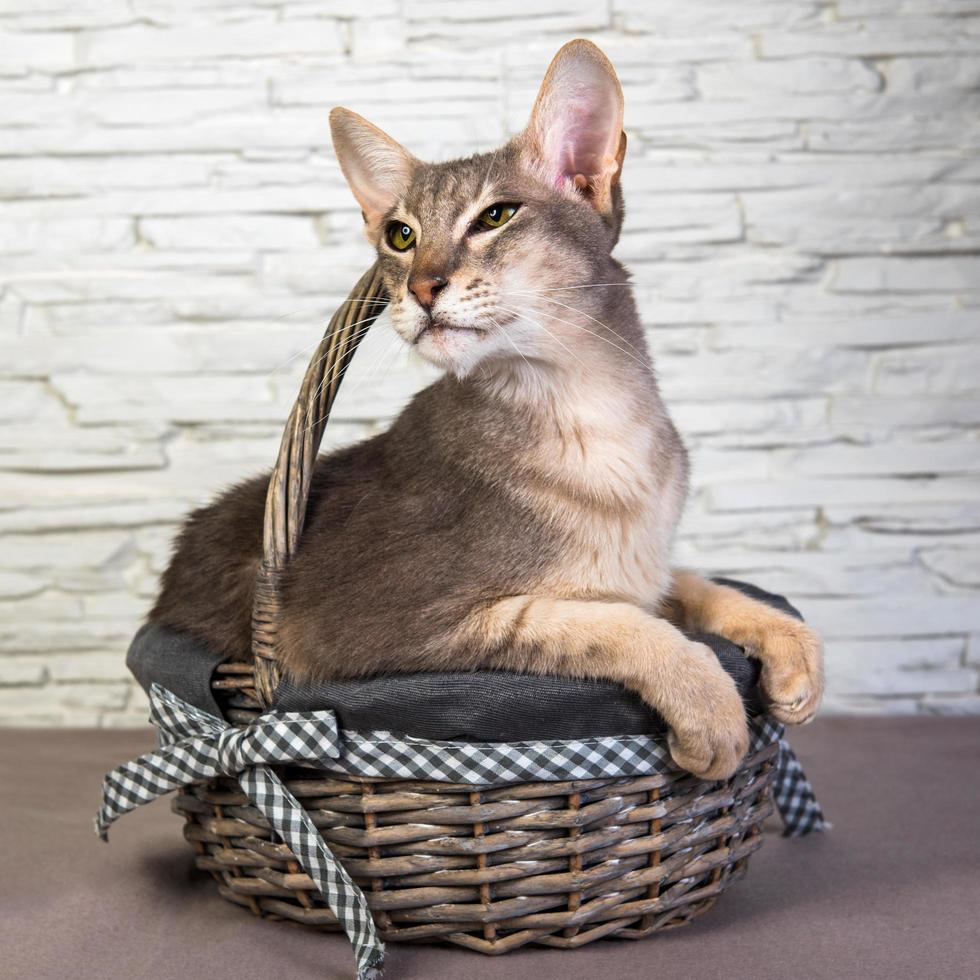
549;86;621;179
529;41;625;207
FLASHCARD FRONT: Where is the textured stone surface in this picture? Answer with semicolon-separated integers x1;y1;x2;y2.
0;1;978;725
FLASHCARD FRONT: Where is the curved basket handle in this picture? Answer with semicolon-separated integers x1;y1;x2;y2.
251;262;389;705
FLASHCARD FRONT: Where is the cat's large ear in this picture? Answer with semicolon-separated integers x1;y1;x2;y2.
523;39;626;215
329;107;415;232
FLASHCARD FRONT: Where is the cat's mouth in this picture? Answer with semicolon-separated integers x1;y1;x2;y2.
413;319;485;344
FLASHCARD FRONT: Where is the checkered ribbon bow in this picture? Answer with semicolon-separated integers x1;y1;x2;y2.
95;684;385;980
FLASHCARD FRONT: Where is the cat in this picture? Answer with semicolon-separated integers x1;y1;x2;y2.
150;39;823;779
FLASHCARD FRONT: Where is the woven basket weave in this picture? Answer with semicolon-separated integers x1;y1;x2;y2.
172;262;777;951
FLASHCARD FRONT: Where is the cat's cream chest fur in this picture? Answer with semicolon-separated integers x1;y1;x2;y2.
502;365;686;608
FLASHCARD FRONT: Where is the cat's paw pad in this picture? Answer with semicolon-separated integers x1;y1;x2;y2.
664;646;751;780
754;619;824;725
667;721;749;781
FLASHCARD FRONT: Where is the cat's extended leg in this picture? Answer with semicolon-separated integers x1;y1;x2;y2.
454;596;750;780
663;571;824;725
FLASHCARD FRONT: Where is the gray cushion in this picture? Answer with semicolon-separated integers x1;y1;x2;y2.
128;578;798;742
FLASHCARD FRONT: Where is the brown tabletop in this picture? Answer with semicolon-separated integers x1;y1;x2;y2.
2;716;977;980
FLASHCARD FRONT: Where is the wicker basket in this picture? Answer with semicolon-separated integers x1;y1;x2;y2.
171;262;777;952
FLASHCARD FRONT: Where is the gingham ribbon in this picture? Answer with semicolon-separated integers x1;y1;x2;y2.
319;715;824;837
773;735;828;836
95;684;384;980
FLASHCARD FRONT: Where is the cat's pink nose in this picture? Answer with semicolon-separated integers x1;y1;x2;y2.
409;273;448;309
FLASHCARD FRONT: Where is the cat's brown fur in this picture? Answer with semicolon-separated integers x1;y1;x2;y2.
151;40;823;779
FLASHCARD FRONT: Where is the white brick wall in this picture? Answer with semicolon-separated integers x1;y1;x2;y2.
1;0;978;726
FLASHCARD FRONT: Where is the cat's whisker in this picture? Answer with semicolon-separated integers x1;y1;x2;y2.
266;312;385;376
266;335;325;376
278;340;358;396
335;296;391;309
501;290;643;354
495;306;589;372
299;324;377;402
501;294;650;368
522;293;648;357
303;331;403;433
550;317;651;371
505;283;636;293
372;332;409;382
487;313;537;375
302;325;380;425
269;284;388;323
347;335;405;413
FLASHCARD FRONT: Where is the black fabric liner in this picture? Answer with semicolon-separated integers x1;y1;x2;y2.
128;578;799;742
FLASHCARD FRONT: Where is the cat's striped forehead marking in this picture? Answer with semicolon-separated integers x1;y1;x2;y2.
401;147;528;239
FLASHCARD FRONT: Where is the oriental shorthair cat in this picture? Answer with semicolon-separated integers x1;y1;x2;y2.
152;40;823;779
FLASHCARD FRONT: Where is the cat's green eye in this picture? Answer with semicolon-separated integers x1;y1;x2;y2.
387;222;416;251
477;203;519;230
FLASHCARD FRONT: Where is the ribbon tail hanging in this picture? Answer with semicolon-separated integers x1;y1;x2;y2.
240;766;385;979
95;736;218;840
96;685;384;979
773;737;828;837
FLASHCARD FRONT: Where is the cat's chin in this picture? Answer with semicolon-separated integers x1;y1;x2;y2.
414;322;489;377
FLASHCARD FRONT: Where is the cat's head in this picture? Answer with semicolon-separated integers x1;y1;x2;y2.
329;40;629;380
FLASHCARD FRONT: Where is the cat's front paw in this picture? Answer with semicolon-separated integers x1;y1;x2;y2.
748;616;824;725
661;642;751;781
